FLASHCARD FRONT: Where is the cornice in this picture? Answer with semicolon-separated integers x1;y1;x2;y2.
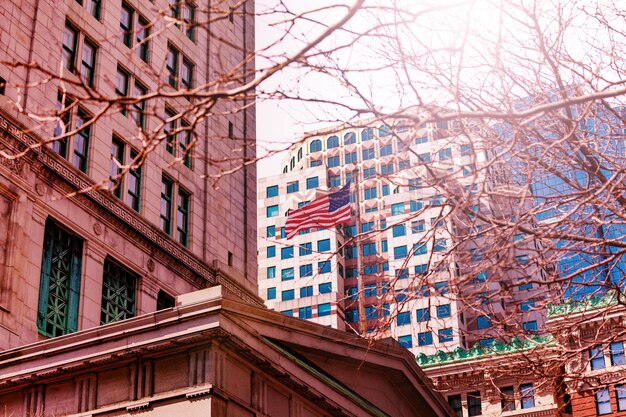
0;110;262;307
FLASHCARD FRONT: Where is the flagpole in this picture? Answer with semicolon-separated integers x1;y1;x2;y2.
352;167;367;337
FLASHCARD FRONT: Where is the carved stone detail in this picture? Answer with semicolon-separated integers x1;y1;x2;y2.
93;222;103;236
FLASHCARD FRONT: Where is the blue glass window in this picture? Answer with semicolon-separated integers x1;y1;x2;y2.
435;281;449;294
523;320;537;332
477;315;491;329
267;246;276;258
306;176;319;189
266;205;279;217
415;264;428;274
345;151;357;164
329;175;341;187
319;282;332;294
418;331;433;346
364;187;377;200
286;181;299;193
415;136;428;144
266;225;275;237
267;287;276;300
437;304;451;318
397;311;411;326
362;147;375;160
317;239;330;252
380;143;393;156
410;200;423;212
327;155;340;167
318;303;331;316
267;266;276;278
520;383;535;409
327;135;339;149
266;185;278;198
596;388;611;415
300;286;313;298
318;261;331;274
394;245;408;259
392;224;406;237
282;289;294;301
520;300;535;312
299;242;312;256
299;264;312;278
391;203;405;215
309;139;322;152
590;346;606;370
438;328;453;343
362;243;376;256
398;335;412;348
281;246;293;259
281;267;294;281
611;342;625;366
361;128;374;141
299;306;312;319
416;308;429;322
363;167;376;178
344;132;356;145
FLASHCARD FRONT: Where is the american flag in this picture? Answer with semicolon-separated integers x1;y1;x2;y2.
285;184;351;239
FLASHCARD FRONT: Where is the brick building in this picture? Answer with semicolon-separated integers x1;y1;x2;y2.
0;1;452;415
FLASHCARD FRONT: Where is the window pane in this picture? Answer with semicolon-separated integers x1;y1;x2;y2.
101;258;137;324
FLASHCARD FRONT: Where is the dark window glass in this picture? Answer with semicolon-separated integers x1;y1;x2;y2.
62;24;78;72
500;386;515;411
81;39;97;87
101;258;137;324
72;110;90;173
137;16;150;62
160;177;173;234
120;3;133;47
468;392;482;416
176;188;190;246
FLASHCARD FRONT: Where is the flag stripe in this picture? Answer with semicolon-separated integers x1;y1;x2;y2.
285;185;351;239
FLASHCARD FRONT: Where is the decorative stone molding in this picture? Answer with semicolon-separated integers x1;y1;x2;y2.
0;112;262;307
93;222;103;236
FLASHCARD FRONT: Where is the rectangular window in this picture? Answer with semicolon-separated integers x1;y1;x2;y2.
266;185;278;198
300;286;313;298
81;38;97;87
160;176;173;234
611;342;625;366
318;261;331;274
317;239;331;252
410;200;423;212
397;311;411;326
468;392;482;416
266;225;276;237
380;143;393;156
345;151;357;164
176;187;190;246
411;220;425;233
394;245;408;259
477;315;491;329
364;186;377;200
392;224;406;237
520;299;535;312
435;281;449;294
267;266;276;278
37;219;83;337
362;242;376;256
391;203;405;215
282;289;294;301
127;149;142;211
318;303;331;316
183;2;196;40
266;205;279;218
62;23;78;72
132;81;147;128
179;120;193;168
416;308;429;322
591;346;606;370
418;331;433;346
523;320;538;332
398;335;412;348
306;177;319;189
287;181;299;193
267;246;276;258
448;395;463;417
439;148;452;160
616;385;626;411
319;282;332;294
281;267;294;281
110;136;124;198
72;110;90;173
438;328;453;343
362;148;375;160
299;264;312;278
182;57;193;91
166;44;179;87
437;304;451;318
120;3;133;47
281;246;294;259
329;175;341;188
520;383;535;409
101;257;137;324
299;242;312;256
500;386;515;411
596;388;611;415
136;15;150;62
299;306;312;319
267;287;276;300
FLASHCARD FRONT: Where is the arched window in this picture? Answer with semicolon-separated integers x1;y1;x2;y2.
310;139;322;153
344;132;356;145
297;147;303;160
327;135;339;149
379;124;391;137
361;128;374;141
290;157;295;169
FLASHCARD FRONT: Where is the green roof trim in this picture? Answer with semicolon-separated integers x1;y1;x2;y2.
416;335;553;368
546;291;622;318
263;337;391;417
